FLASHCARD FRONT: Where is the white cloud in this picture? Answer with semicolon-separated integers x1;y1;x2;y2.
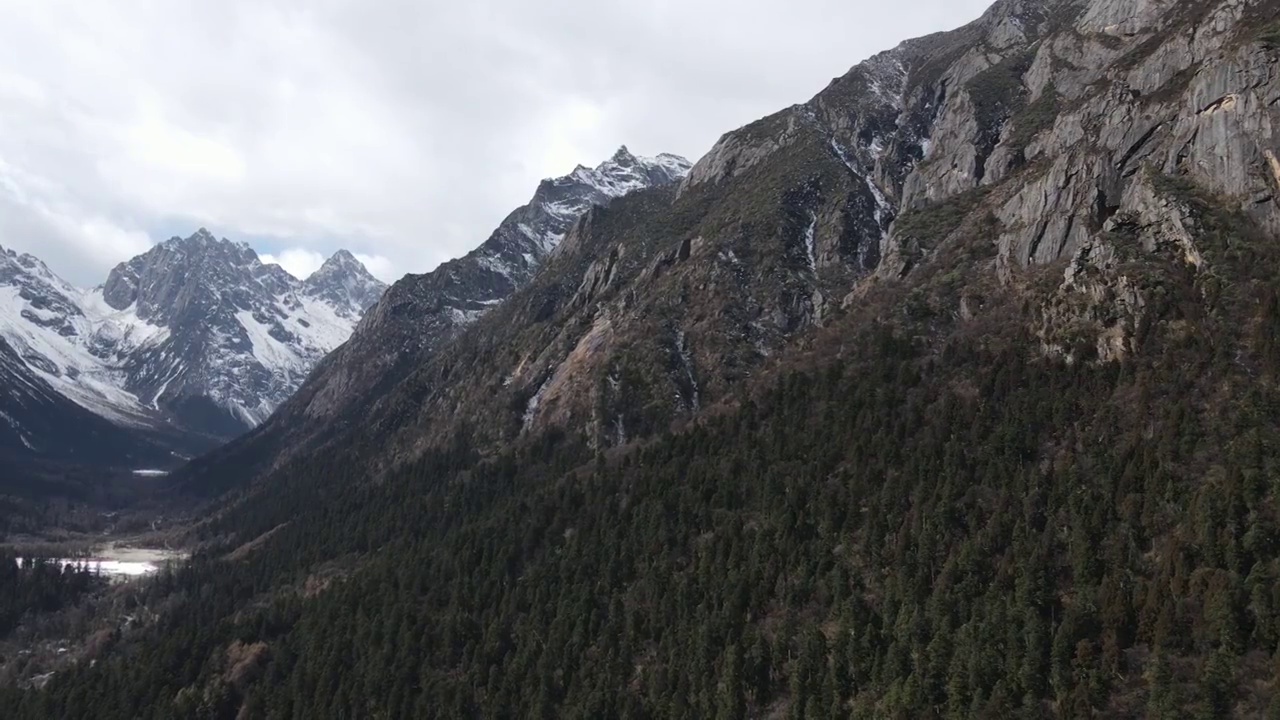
123;97;248;186
259;248;328;281
0;158;152;281
0;0;994;287
260;248;396;283
354;254;396;284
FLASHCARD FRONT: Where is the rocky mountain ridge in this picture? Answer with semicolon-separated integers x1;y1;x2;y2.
454;0;1280;446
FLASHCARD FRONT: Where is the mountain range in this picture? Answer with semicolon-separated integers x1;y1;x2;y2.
0;231;387;468
11;0;1280;715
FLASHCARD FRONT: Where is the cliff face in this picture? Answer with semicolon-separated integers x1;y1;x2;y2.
422;0;1280;443
674;0;1280;369
690;0;1280;274
291;147;691;426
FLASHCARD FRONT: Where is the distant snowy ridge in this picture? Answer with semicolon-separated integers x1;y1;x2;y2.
453;146;692;300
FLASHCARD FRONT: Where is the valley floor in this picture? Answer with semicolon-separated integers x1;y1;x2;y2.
0;524;194;690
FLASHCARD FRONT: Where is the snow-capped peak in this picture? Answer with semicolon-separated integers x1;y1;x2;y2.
563;147;693;205
610;145;638;164
304;250;388;316
0;144;683;450
472;148;693;278
0;231;389;442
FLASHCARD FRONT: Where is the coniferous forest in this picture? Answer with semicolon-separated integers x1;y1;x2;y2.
0;557;98;640
4;180;1280;718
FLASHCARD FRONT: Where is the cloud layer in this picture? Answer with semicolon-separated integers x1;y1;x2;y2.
0;0;993;286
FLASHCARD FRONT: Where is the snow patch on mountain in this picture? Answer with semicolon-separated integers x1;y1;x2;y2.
0;284;152;427
81;291;171;355
237;312;303;375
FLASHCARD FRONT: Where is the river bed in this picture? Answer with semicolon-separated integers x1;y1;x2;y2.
15;544;186;580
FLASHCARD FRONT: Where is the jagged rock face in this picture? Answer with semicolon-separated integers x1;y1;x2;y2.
678;0;1280;281
216;148;691;467
102;231;388;435
102;229;261;323
351;146;691;357
0;249;86;340
678;0;1280;353
108;232;388;434
0;232;387;458
0;245;160;430
0;251;196;467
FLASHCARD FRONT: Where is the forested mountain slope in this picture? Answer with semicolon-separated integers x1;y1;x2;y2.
9;0;1280;716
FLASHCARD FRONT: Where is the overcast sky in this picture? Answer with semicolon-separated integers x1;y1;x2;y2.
0;0;993;287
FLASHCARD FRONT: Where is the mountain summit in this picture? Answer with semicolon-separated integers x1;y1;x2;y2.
0;231;387;462
99;231;389;435
302;250;386;318
0;144;687;472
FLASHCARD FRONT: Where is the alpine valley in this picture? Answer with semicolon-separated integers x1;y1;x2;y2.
8;0;1280;717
